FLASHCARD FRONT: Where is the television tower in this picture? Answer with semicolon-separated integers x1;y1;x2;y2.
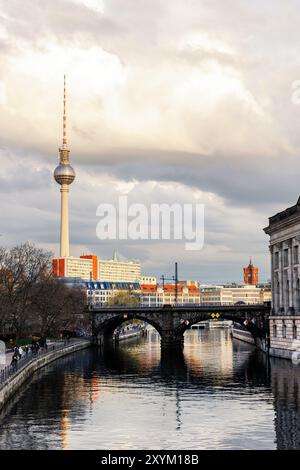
54;75;75;258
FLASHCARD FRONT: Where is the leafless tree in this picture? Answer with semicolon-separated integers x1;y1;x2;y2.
0;242;87;338
30;279;87;337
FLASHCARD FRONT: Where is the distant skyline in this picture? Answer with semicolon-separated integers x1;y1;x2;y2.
1;0;299;282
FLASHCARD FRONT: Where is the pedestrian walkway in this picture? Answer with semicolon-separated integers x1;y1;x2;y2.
0;339;72;372
0;338;87;388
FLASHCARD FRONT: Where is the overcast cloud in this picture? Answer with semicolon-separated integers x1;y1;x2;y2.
0;0;299;282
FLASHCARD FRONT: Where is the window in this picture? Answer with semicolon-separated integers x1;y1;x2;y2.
273;323;277;338
283;249;289;267
282;321;286;339
274;252;279;269
293;321;297;339
294;246;299;265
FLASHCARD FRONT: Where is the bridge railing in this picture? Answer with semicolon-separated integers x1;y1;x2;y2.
90;302;270;310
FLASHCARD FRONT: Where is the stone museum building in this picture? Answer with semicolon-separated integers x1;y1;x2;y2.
264;197;300;358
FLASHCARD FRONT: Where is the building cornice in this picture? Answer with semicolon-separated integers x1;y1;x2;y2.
264;210;300;236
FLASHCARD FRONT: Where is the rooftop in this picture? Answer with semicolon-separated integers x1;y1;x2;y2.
264;196;300;232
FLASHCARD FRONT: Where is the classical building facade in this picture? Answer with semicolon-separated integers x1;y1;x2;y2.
264;197;300;358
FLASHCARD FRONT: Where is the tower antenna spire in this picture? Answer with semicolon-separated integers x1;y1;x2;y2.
63;74;67;149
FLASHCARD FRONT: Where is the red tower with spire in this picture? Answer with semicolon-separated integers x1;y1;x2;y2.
243;259;259;285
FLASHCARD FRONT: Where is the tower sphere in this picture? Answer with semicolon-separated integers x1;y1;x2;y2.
54;163;76;185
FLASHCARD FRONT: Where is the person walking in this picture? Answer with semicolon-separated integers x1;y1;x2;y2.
10;353;18;369
18;346;24;359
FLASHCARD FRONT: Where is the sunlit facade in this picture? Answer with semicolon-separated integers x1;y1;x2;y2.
52;254;141;283
98;256;141;283
200;285;271;306
86;281;140;306
140;283;201;307
52;255;98;281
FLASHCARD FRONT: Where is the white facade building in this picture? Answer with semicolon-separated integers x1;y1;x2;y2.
53;253;141;283
200;285;271;306
139;276;157;285
52;256;96;281
86;281;140;306
98;256;141;282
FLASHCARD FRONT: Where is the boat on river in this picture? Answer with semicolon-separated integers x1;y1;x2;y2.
191;321;209;329
113;322;147;341
209;319;232;328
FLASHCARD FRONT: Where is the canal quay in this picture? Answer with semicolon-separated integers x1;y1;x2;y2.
0;328;299;451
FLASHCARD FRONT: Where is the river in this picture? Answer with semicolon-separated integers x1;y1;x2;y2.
0;328;299;450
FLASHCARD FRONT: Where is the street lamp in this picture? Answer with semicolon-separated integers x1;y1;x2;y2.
160;262;179;305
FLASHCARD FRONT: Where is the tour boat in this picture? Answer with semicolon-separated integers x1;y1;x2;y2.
209;319;232;328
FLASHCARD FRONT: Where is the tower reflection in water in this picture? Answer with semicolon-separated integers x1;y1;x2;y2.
0;329;299;449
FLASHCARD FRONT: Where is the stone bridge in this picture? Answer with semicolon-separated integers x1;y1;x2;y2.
91;303;271;351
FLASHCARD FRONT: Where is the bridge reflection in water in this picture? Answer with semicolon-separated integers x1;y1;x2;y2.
0;329;299;450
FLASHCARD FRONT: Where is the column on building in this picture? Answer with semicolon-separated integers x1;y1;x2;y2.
278;242;284;313
292;237;300;313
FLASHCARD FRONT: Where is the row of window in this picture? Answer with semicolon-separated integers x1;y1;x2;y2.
274;246;299;269
272;320;298;339
86;282;140;291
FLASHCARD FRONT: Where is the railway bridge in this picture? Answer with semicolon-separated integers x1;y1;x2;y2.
91;303;271;351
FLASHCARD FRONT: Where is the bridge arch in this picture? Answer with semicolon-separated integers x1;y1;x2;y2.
174;312;266;345
93;312;162;342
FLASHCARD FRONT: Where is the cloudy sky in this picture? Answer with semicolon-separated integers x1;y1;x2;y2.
0;0;300;283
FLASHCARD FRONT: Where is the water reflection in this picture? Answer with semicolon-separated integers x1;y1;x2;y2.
270;356;300;449
0;329;299;449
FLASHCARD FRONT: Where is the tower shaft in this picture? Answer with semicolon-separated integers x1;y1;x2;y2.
60;184;70;258
54;75;75;259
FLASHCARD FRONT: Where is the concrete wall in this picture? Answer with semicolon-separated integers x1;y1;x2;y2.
0;340;91;412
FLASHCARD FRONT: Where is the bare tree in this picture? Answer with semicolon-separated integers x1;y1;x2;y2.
30;279;87;337
0;247;11;334
0;242;88;339
4;243;52;336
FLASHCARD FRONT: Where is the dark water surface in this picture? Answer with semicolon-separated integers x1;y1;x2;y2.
0;329;300;450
